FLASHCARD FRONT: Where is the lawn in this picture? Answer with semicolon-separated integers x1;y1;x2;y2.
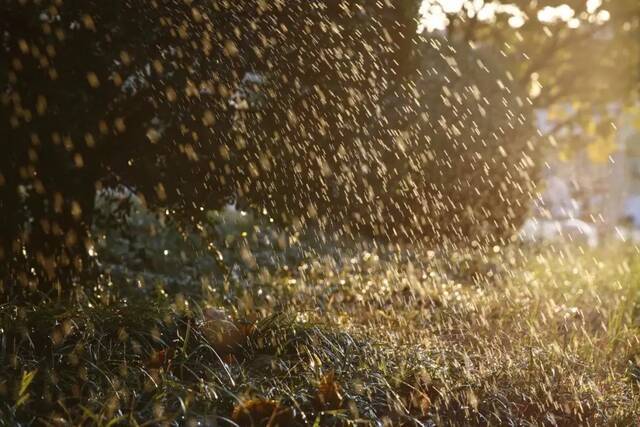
2;226;639;425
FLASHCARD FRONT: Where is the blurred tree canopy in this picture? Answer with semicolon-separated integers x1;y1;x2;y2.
420;0;640;152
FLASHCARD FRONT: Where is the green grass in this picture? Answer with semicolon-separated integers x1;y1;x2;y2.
1;244;640;425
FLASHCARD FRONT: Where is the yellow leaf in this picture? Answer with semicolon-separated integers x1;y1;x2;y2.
557;148;570;162
586;137;617;164
15;369;37;408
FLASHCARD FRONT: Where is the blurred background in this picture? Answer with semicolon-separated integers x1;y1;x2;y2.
420;0;640;246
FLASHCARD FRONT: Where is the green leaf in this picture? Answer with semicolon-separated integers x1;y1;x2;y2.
16;369;37;407
14;393;30;409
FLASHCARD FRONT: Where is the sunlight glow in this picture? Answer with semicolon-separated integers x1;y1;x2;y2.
420;1;608;33
587;0;603;14
537;5;575;24
441;0;464;14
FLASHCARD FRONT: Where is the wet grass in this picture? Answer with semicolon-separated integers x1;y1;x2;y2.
1;244;640;425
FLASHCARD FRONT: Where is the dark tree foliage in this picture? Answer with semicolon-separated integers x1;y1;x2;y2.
1;0;241;297
1;0;537;299
231;1;537;243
